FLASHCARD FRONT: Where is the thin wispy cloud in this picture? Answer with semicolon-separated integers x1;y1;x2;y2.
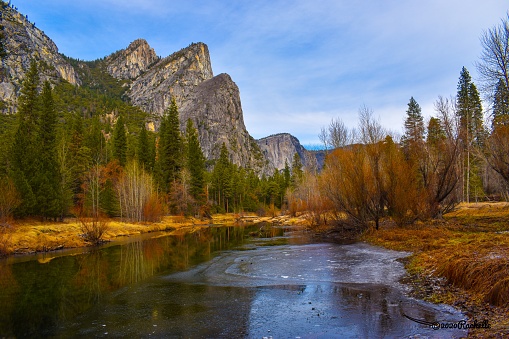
14;0;509;146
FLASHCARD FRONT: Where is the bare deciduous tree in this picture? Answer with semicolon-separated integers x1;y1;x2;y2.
117;161;160;222
319;117;352;151
476;14;509;100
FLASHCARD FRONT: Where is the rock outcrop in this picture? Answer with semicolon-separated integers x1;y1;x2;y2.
103;42;264;170
119;42;213;115
0;3;79;112
0;4;311;173
105;39;158;80
257;133;319;172
180;73;266;170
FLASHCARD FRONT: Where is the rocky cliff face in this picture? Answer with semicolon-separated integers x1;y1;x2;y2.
111;42;214;115
0;3;79;112
105;39;158;80
180;73;266;170
103;42;264;170
257;133;319;172
0;4;304;173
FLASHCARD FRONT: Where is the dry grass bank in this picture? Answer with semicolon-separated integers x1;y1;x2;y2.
363;202;509;337
0;213;307;256
0;215;211;255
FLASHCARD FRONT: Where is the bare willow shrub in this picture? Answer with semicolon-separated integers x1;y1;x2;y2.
287;172;333;226
77;213;109;245
117;161;162;222
78;164;109;244
382;136;422;225
321;146;377;230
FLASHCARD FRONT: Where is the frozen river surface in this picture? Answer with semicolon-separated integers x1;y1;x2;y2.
0;225;467;338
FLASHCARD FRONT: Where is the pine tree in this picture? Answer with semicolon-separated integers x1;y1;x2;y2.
492;79;509;127
403;97;425;150
86;115;106;164
283;160;291;189
35;81;60;219
426;117;445;146
291;152;303;187
156;98;182;193
68;113;91;206
211;143;232;212
137;123;153;171
113;114;127;166
185;119;206;204
456;67;485;202
457;67;484;146
10;60;40;216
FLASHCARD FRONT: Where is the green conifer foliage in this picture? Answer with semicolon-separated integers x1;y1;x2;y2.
457;67;484;146
283;160;291;189
492;79;509;127
10;60;40;216
156;98;182;193
426;117;445;146
403;97;425;146
36;81;60;219
185;119;206;204
211;143;232;212
86;115;107;164
291;152;303;187
137;123;154;171
113;114;127;166
68;113;92;205
456;66;485;202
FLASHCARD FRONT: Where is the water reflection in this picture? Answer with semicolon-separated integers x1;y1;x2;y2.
0;225;267;337
0;226;467;338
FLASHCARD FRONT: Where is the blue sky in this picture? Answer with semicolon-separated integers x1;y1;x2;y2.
13;0;509;147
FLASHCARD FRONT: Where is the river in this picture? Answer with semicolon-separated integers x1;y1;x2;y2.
0;224;467;338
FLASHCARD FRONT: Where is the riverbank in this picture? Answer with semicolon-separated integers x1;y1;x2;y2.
0;213;308;256
362;202;509;338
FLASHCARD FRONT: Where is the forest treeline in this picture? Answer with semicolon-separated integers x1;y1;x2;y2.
0;59;303;227
286;15;509;232
1;14;508;237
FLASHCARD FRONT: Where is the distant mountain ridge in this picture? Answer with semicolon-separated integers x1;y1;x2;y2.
0;3;319;173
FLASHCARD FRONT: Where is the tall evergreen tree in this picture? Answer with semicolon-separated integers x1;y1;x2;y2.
456;67;485;202
283;160;291;189
68;113;91;206
457;67;484;146
185;119;206;204
156;98;182;193
136;123;153;171
35;81;60;219
291;152;303;187
426;117;445;146
403;97;425;147
10;60;40;216
211;143;232;212
492;79;509;127
112;114;127;166
86;115;107;164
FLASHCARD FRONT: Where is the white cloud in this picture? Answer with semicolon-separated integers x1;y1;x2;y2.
15;0;509;143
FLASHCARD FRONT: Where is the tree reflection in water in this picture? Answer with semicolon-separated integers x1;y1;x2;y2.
0;224;273;337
